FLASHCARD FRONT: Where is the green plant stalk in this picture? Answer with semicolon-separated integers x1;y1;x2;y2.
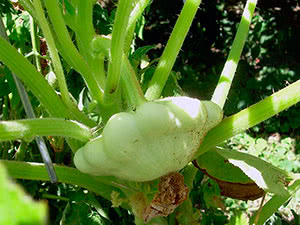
145;0;201;101
44;0;103;103
33;0;94;127
124;20;136;57
121;55;146;107
1;17;58;183
128;0;150;32
75;0;95;60
75;0;106;88
211;0;257;109
96;54;106;87
103;0;134;104
29;16;42;72
41;193;69;202
33;0;71;104
58;0;77;31
195;79;300;158
0;118;92;142
15;142;27;161
124;0;150;55
0;36;71;118
249;178;300;225
0;160;137;200
91;36;146;110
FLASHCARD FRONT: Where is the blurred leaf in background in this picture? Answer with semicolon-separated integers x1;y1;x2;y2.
0;162;47;225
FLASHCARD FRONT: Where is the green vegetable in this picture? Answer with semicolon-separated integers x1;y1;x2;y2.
74;96;223;181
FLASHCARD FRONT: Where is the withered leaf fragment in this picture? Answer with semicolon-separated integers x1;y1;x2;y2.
143;172;189;223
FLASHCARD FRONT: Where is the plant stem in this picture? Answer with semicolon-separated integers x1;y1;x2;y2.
104;0;134;104
211;0;257;109
196;79;300;158
33;0;69;100
75;0;95;60
44;0;103;104
121;55;146;107
29;16;42;72
0;36;70;118
1;160;137;200
145;0;201;101
75;0;106;88
251;194;266;225
41;193;69;202
0;118;92;142
15;142;27;161
249;178;300;225
33;0;94;127
124;0;150;55
128;0;150;32
1;17;58;183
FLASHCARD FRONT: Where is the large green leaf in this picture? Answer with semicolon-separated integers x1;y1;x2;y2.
0;162;47;225
215;148;291;196
197;149;252;184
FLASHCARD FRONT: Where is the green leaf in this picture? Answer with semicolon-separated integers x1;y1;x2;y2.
0;162;47;225
203;179;224;209
197;149;252;184
60;201;108;225
215;148;291;196
129;45;155;68
135;15;146;40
